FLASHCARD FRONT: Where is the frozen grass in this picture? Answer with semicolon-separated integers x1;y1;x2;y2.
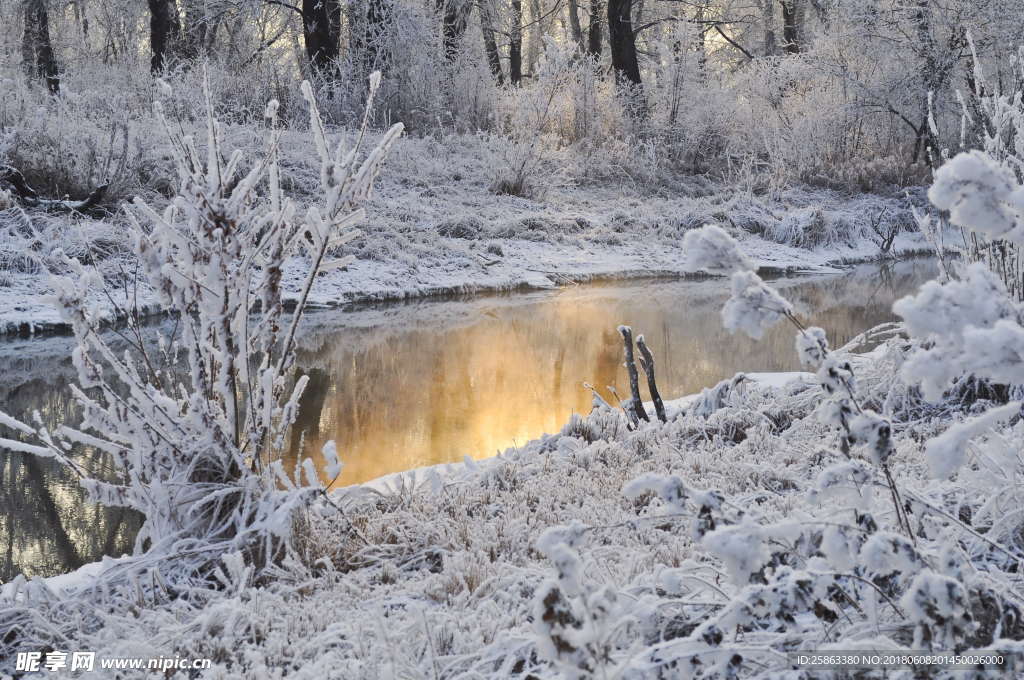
4;338;1021;678
0;119;927;334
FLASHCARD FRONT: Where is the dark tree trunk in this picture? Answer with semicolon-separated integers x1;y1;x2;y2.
303;0;342;79
22;0;60;94
148;0;181;73
618;326;649;423
478;0;504;84
438;0;469;61
567;0;585;54
912;0;943;167
587;0;602;56
182;0;214;58
351;0;388;82
509;0;523;85
760;0;777;56
636;335;666;423
780;0;800;54
607;0;640;86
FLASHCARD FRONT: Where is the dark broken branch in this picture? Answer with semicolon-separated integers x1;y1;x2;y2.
714;25;753;61
618;325;649;423
636;334;667;423
1;165;109;215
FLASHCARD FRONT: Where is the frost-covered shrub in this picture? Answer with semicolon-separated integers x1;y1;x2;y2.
0;71;402;618
517;223;1024;674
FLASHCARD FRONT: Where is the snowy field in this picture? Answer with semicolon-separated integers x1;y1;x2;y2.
0;153;929;336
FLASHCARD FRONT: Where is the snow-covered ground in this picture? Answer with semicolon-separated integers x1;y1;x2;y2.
6;332;1019;678
0;126;930;335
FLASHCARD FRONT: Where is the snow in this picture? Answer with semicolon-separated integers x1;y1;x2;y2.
929;150;1024;244
4;44;1024;675
680;223;756;273
0;131;937;336
6;335;1015;678
722;270;794;340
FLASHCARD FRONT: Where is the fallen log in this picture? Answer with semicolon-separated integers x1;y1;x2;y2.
0;165;109;215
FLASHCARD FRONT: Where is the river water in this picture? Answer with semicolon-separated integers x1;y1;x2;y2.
0;259;937;581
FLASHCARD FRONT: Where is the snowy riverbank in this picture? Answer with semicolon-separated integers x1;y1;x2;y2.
0;180;931;336
7;326;1020;678
0;371;809;602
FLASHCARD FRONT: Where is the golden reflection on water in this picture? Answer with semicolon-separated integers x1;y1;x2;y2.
289;261;937;486
0;260;937;579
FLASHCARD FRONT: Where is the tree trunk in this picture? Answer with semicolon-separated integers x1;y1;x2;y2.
22;0;60;94
760;0;777;57
148;0;181;73
780;0;800;54
438;0;469;61
71;0;89;42
587;0;602;56
694;1;708;81
607;0;641;86
303;0;342;79
636;335;666;423
182;0;214;59
567;0;586;54
351;0;388;82
618;326;649;423
478;0;504;84
509;0;523;85
912;0;942;166
525;0;541;77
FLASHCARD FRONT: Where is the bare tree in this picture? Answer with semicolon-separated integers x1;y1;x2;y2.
587;0;602;56
478;0;505;83
148;0;181;73
607;0;640;86
780;0;801;54
567;0;586;54
438;0;470;61
22;0;60;93
303;0;342;79
350;0;389;82
181;0;216;58
510;0;523;84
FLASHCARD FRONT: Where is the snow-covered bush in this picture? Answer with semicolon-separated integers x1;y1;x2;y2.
518;224;1024;675
0;71;401;632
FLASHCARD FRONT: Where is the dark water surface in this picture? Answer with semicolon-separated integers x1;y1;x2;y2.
0;259;937;581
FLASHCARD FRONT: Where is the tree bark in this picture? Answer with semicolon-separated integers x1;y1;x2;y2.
509;0;523;85
148;0;181;73
618;326;649;423
22;0;60;94
586;0;602;56
438;0;469;61
780;0;800;54
567;0;585;54
303;0;342;79
478;0;504;84
607;0;641;86
636;335;666;422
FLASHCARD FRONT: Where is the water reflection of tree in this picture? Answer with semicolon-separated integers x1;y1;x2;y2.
287;260;939;487
0;376;141;581
0;259;938;576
